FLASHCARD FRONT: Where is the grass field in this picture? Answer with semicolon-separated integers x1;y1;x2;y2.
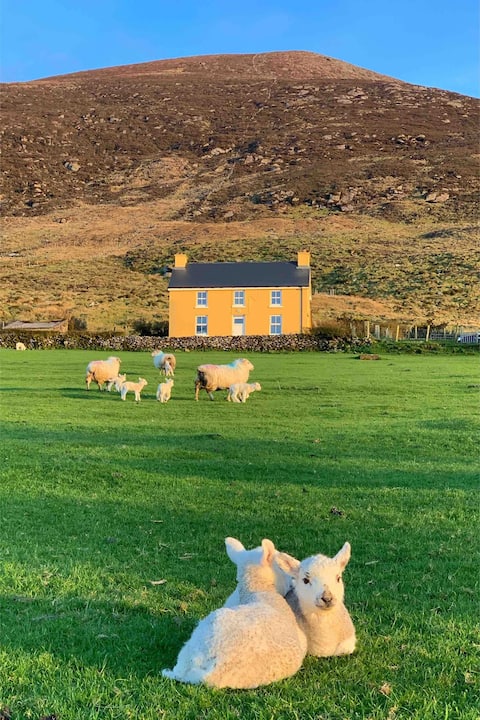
0;349;479;720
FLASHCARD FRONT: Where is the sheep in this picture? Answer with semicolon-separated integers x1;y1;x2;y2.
15;342;27;351
105;373;126;392
156;378;174;403
194;358;254;401
119;377;148;402
85;356;121;391
276;542;356;657
227;381;262;403
223;537;296;608
162;538;307;689
225;539;356;658
152;350;176;377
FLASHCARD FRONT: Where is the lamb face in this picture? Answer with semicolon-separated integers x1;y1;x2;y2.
293;543;350;613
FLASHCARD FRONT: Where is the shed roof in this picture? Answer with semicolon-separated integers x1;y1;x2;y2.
3;320;67;331
168;261;310;289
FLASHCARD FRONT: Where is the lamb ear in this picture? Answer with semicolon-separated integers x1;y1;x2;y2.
274;551;301;576
225;537;245;563
334;542;351;570
260;538;277;565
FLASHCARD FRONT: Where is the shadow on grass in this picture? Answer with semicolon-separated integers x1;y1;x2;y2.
0;592;190;677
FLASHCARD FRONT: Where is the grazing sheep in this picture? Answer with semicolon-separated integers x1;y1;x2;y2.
152;350;176;377
227;381;262;403
120;377;148;402
195;358;254;401
162;538;306;688
156;378;174;403
15;342;27;351
225;539;356;658
85;356;121;391
277;542;356;657
105;373;127;392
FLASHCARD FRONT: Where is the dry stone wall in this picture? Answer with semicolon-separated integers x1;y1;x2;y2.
0;332;369;353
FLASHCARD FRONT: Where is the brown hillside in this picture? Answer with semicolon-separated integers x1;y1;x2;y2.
1;51;479;331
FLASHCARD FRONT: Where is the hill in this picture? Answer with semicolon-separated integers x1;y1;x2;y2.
1;51;479;330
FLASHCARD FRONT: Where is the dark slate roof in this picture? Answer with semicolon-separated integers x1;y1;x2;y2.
168;261;310;289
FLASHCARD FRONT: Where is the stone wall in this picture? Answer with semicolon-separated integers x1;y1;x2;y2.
0;332;370;353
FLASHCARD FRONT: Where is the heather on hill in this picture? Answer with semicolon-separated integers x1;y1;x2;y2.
1;52;479;330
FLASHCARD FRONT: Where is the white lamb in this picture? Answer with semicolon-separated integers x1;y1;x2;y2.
275;542;356;657
15;342;27;351
225;538;356;658
120;377;148;402
152;350;176;377
227;381;262;403
162;538;307;689
156;378;174;403
85;356;121;391
195;358;254;401
106;373;127;392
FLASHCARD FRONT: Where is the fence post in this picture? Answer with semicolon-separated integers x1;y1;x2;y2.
395;325;400;342
426;325;431;341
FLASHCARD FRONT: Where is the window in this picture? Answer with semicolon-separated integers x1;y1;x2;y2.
270;315;282;335
271;290;282;306
233;290;245;306
196;291;208;307
196;316;208;335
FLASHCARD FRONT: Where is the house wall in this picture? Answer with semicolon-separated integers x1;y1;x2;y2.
168;286;311;337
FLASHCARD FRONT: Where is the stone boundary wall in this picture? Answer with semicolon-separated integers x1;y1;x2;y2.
0;332;370;353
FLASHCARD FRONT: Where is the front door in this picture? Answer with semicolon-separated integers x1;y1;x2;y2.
232;315;245;336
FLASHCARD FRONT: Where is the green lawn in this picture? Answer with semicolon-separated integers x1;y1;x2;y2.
0;349;479;720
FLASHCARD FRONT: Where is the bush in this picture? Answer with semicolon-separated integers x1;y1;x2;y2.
132;318;169;336
309;320;352;339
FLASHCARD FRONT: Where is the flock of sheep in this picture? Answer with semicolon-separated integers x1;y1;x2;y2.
163;536;356;689
84;351;262;404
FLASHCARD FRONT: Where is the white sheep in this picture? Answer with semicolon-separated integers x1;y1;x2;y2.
156;378;174;403
195;358;254;401
120;377;148;402
223;538;296;608
225;539;356;658
15;342;27;351
85;356;121;391
152;350;176;377
227;381;262;403
105;373;127;392
162;538;307;689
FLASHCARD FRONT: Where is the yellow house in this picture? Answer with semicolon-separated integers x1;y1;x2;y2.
168;251;312;338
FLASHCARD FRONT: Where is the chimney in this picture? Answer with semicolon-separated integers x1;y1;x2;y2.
174;253;188;268
297;250;310;267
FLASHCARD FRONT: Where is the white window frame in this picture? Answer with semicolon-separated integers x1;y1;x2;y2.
195;315;208;335
233;289;245;307
196;290;208;307
271;290;282;306
270;315;282;335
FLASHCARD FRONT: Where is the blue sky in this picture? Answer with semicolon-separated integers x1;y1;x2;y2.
1;0;479;96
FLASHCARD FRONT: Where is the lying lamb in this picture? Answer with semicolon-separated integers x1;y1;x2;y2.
195;358;254;401
15;342;27;351
162;538;307;688
120;377;148;402
227;381;262;403
106;373;126;392
156;378;174;403
85;356;121;391
225;538;356;658
152;350;176;377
